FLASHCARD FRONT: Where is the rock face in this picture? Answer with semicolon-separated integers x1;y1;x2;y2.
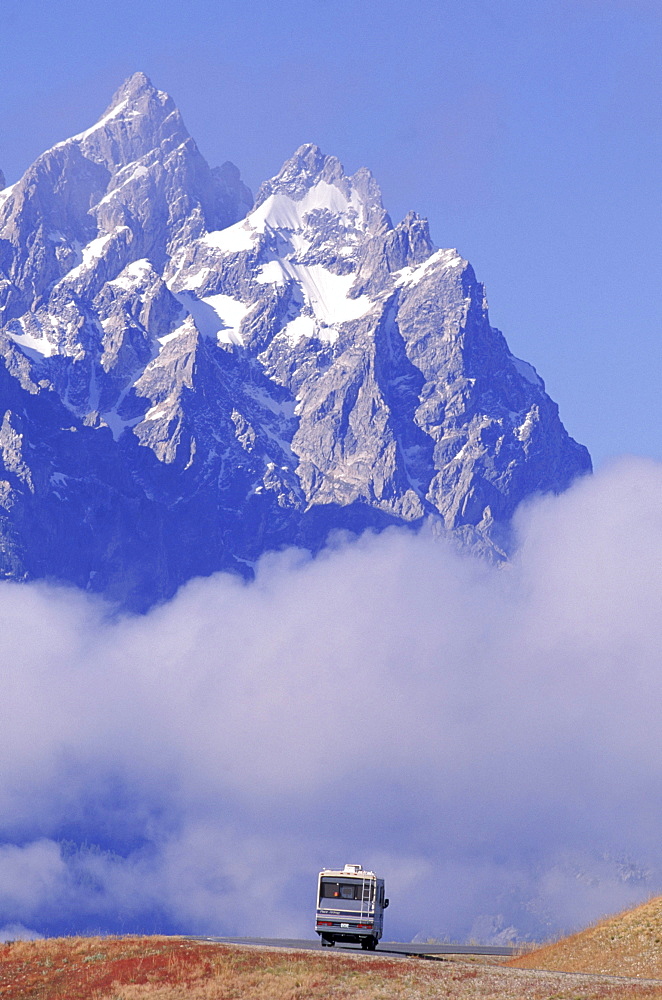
0;73;591;609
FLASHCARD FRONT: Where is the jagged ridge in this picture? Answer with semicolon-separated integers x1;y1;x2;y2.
0;73;591;609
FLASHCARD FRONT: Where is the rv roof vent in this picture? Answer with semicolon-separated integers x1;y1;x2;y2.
343;864;362;874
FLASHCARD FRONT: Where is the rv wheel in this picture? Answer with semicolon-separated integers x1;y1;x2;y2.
321;936;335;947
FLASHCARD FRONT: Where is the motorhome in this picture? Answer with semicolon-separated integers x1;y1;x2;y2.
315;863;389;950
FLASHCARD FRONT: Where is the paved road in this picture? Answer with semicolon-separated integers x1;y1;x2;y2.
191;936;517;958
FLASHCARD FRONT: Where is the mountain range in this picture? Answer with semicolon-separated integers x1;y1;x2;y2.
0;72;591;610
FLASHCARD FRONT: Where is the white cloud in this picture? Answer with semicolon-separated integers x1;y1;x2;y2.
0;456;661;941
0;923;43;943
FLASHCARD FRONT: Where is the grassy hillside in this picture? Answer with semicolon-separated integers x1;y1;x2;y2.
509;894;662;980
1;934;661;999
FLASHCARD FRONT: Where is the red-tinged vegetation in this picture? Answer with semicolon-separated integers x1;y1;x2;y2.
2;934;662;999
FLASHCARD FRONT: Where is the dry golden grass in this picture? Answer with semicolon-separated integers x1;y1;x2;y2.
509;893;662;979
1;934;662;1000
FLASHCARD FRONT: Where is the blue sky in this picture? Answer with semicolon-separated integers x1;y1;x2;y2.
2;0;660;467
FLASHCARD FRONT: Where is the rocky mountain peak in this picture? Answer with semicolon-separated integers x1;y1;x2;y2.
350;210;436;297
67;73;186;178
104;70;163;112
254;143;390;236
0;74;591;610
0;74;253;317
255;143;345;204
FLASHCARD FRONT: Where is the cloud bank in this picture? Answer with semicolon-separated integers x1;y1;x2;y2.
1;456;662;942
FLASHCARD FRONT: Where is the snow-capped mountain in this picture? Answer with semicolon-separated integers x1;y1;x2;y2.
0;72;591;609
